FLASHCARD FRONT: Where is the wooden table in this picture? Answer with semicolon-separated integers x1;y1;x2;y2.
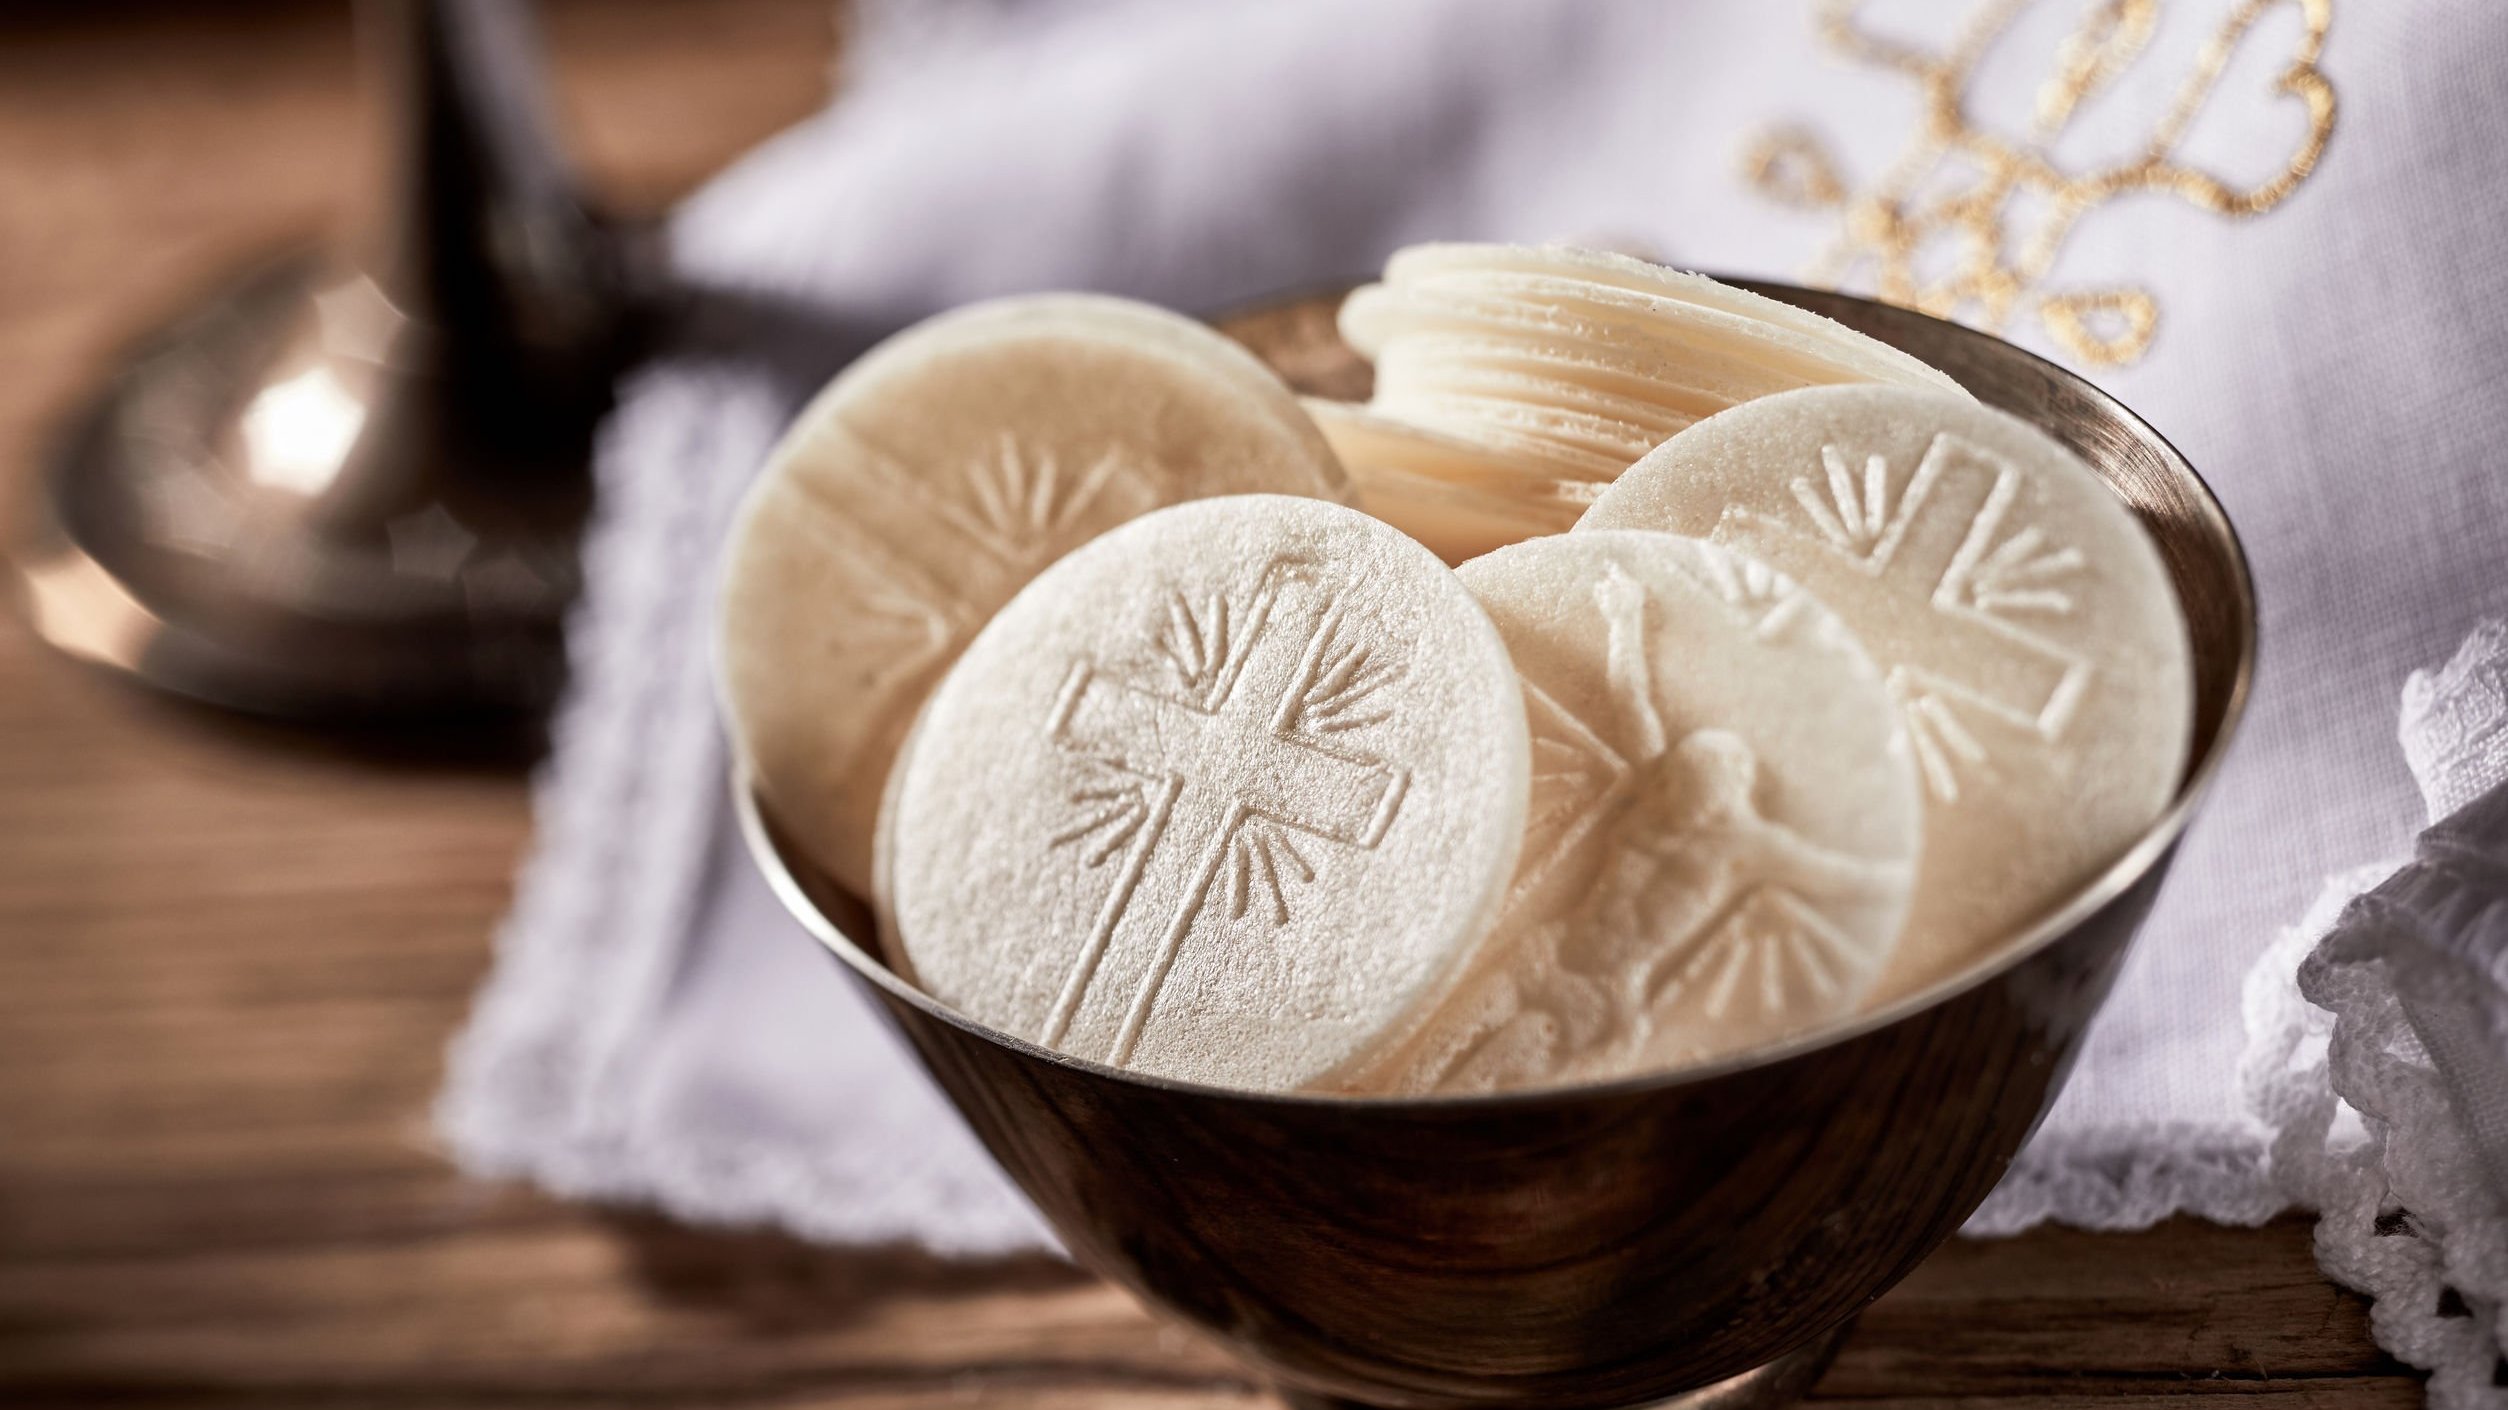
0;4;2419;1405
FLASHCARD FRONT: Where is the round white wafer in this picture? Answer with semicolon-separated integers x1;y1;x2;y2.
880;495;1530;1091
1335;531;1921;1095
1579;386;2193;1002
719;295;1350;896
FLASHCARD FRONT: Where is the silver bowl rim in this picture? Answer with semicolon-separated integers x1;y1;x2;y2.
733;282;2259;1113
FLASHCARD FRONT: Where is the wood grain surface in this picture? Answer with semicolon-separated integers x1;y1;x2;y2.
0;4;2421;1406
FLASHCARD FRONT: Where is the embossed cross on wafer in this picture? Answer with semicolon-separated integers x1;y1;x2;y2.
1041;558;1411;1065
1712;433;2095;802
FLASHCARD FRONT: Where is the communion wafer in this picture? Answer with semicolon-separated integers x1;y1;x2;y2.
1335;532;1921;1095
1337;282;1824;479
1399;269;1944;398
1381;390;1670;464
1304;400;1597;562
879;495;1530;1091
1345;273;1916;405
1371;353;1705;438
1303;398;1605;494
1338;244;1974;494
1579;386;2193;1003
719;294;1350;896
1339;281;1818;405
1380;243;1969;396
1345;463;1587;566
1369;322;1781;417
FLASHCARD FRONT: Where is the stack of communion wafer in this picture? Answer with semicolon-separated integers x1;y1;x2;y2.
718;244;2195;1097
1310;244;1966;563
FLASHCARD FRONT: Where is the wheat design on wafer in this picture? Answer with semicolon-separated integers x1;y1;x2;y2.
1714;431;2100;806
935;432;1126;566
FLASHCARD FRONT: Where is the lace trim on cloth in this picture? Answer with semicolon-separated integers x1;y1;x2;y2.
432;363;774;1203
434;359;1028;1249
2240;622;2508;1408
1964;1123;2280;1237
431;343;1056;1258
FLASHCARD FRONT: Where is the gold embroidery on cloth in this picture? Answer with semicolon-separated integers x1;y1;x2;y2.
1743;0;2335;367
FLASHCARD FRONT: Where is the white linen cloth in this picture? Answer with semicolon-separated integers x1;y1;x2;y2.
440;0;2508;1357
2245;619;2508;1408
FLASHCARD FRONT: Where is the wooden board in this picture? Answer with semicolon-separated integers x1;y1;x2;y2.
0;3;2420;1406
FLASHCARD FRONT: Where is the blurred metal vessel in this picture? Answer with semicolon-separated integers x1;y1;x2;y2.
15;0;649;722
738;283;2258;1410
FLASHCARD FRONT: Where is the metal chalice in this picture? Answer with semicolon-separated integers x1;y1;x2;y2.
736;283;2256;1410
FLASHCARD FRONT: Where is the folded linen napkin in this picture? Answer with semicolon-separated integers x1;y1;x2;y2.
441;0;2508;1356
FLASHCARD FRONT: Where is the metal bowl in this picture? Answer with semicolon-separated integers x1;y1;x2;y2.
735;282;2256;1410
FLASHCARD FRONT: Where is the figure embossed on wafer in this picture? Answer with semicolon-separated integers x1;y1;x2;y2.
1337;532;1921;1094
1582;384;2194;1002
